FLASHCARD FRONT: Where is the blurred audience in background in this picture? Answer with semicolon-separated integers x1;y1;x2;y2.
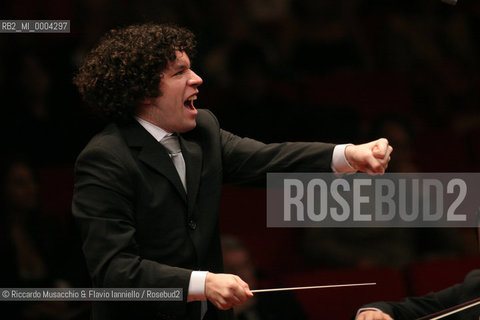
222;235;308;320
0;2;479;316
1;0;479;170
0;156;89;319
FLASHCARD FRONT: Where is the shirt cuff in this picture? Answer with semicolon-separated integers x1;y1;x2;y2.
355;307;384;318
331;144;356;173
187;271;208;301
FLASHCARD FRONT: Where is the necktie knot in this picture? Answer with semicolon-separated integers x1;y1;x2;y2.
161;135;181;155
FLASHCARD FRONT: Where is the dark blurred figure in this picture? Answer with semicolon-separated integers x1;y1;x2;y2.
300;113;474;269
290;0;365;76
371;114;473;262
301;227;415;269
355;269;480;320
299;114;418;268
0;156;89;319
222;235;308;320
211;41;293;142
355;218;480;320
1;53;78;165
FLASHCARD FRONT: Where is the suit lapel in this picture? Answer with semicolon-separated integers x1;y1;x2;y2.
138;146;187;201
179;134;202;217
120;120;187;202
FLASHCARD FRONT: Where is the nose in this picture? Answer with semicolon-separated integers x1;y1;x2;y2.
188;70;203;87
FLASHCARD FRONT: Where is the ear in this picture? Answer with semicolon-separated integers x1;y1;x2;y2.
135;98;154;118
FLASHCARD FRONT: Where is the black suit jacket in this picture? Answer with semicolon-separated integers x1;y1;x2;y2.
72;109;335;319
361;269;480;320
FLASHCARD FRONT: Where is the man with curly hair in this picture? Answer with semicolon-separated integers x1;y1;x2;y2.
72;23;392;320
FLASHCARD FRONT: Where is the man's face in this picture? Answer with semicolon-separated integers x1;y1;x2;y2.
145;51;203;133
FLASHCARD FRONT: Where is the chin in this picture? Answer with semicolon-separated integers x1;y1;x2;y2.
179;121;196;133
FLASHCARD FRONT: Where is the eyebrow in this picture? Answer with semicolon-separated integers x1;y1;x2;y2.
173;64;189;71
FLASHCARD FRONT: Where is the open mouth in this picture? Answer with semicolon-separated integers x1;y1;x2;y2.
184;96;197;110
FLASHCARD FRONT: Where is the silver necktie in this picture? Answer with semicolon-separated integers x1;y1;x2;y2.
160;135;187;192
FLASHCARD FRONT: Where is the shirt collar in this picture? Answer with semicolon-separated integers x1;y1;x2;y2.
134;116;172;142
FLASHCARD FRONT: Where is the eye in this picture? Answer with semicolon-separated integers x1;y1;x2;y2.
174;69;186;76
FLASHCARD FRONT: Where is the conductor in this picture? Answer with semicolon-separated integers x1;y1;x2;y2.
72;23;393;320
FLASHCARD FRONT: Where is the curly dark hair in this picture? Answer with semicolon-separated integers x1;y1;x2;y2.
74;23;197;121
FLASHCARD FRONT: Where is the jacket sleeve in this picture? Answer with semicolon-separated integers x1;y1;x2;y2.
360;282;464;320
217;124;335;185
